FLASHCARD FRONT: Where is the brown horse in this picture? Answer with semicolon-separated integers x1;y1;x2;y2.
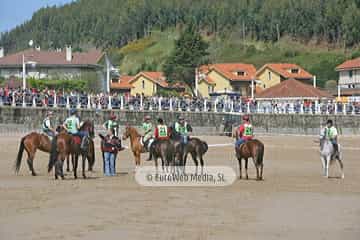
184;138;208;170
15;132;52;176
235;139;265;180
47;131;73;179
122;126;146;170
49;120;95;179
149;139;175;172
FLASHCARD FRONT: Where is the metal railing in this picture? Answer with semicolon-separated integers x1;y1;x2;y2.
1;93;360;115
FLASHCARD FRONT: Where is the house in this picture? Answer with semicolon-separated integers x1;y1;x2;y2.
256;63;314;89
110;71;185;96
256;79;332;100
197;63;257;97
0;46;105;87
336;58;360;96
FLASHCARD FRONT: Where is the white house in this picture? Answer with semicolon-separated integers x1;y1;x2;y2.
336;58;360;96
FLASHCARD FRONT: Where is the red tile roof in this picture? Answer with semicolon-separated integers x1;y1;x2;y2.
111;75;134;89
256;79;332;99
257;63;313;80
199;63;256;81
336;58;360;71
0;48;104;66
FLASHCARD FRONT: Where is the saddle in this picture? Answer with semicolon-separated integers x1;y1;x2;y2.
72;136;82;145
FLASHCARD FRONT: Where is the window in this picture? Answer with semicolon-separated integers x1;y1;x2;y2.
224;88;227;92
111;78;118;83
268;71;272;81
291;68;299;74
349;70;353;78
236;71;245;76
208;85;212;93
142;80;145;89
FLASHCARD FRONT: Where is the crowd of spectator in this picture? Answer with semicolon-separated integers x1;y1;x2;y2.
1;87;360;115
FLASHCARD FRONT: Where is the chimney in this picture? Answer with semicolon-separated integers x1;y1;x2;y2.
0;47;4;58
35;45;41;51
65;45;72;62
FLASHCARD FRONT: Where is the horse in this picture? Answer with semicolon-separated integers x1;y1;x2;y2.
235;139;265;180
15;132;52;176
184;138;208;171
320;137;344;179
122;125;147;171
149;139;175;172
49;120;95;179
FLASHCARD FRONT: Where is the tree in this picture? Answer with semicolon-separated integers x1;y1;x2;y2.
163;24;209;94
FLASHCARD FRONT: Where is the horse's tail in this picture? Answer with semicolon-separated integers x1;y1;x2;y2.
15;137;26;174
256;141;265;166
48;135;58;172
202;141;208;154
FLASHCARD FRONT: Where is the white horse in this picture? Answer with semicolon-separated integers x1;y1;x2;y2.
319;136;344;179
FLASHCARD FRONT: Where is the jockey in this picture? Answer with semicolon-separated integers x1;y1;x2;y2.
42;111;56;137
147;118;170;161
63;108;89;150
235;115;254;148
103;112;119;137
322;119;339;154
174;116;192;144
142;115;154;151
154;118;169;141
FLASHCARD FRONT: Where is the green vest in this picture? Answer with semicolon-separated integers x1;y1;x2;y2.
175;122;188;135
42;117;50;131
142;122;153;140
105;120;118;130
326;127;336;139
244;123;253;137
65;116;78;134
157;125;168;137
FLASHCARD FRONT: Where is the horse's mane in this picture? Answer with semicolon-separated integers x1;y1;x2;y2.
127;126;141;137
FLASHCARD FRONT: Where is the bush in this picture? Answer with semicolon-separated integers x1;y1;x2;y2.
28;78;87;91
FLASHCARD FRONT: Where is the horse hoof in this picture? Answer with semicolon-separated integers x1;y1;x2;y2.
32;172;37;176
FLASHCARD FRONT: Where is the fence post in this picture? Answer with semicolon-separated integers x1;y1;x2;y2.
12;95;15;106
66;96;70;109
22;95;26;107
247;102;250;113
300;102;304;114
87;95;91;109
204;99;207;112
77;95;81;109
334;102;338;115
352;104;355;115
343;103;346;115
54;92;57;108
214;99;217;112
169;98;173;111
108;95;112;109
158;97;162;111
120;96;124;110
140;95;143;110
32;96;36;107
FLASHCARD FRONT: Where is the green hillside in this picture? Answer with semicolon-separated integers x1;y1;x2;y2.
114;29;356;87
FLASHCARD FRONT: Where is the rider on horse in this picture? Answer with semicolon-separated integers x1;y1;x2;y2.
103;112;119;137
321;119;339;155
235;115;254;148
42;111;56;137
147;118;170;161
63;108;89;150
142;115;154;158
173;116;192;144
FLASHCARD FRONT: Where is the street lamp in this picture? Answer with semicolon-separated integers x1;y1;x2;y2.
22;54;37;90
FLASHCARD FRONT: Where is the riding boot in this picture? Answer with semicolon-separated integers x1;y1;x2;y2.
332;143;339;158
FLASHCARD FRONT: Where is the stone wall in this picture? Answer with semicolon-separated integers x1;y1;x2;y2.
0;106;359;135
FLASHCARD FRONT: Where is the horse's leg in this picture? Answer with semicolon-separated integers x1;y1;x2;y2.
66;155;70;172
245;158;251;180
259;164;264;180
238;157;242;179
320;156;326;176
73;154;78;179
60;158;65;180
199;154;204;175
82;154;87;179
191;152;198;175
26;148;37;176
326;156;330;178
337;158;344;179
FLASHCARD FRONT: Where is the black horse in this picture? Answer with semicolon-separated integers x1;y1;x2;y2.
149;139;175;172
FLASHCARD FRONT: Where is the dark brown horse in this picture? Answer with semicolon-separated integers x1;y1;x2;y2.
235;139;264;180
15;132;52;176
149;139;175;172
49;120;95;179
184;138;208;170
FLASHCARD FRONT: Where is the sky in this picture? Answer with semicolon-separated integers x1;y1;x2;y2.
0;0;73;33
